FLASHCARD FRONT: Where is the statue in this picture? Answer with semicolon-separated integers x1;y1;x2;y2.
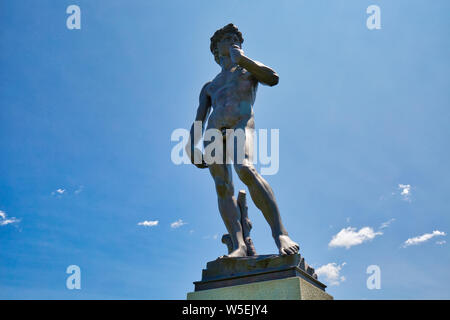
185;23;299;258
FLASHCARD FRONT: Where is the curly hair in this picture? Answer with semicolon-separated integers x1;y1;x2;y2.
210;23;244;64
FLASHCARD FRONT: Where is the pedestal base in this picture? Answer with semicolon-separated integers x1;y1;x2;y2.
187;254;333;300
187;276;333;300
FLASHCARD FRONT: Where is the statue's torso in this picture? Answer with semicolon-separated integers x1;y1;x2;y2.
206;66;258;130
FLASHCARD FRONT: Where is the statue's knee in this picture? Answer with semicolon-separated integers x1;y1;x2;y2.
236;165;257;185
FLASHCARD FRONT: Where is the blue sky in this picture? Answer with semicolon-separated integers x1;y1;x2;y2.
1;0;449;299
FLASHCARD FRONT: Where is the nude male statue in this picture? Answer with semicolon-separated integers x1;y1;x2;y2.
186;23;299;258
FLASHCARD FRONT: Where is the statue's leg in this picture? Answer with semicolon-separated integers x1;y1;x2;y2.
208;161;247;258
229;118;300;255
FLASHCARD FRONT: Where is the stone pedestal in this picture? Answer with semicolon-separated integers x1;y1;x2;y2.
187;254;333;300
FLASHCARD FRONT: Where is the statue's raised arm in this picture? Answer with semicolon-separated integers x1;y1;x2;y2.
229;44;279;86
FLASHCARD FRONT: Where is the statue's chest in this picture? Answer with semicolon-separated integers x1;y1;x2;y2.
208;68;253;97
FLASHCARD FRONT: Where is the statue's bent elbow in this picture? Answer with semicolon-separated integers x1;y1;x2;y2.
268;74;279;87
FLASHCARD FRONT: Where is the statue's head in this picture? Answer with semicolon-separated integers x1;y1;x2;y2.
210;23;244;65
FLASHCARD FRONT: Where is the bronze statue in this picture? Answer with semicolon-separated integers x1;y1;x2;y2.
186;23;299;258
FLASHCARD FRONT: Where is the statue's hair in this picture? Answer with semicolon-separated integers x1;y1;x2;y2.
210;23;244;64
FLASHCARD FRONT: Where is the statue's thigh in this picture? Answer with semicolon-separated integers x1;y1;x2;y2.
226;123;254;166
208;163;233;185
204;134;229;165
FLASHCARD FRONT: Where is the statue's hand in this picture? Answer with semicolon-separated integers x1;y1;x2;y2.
195;161;208;169
229;44;244;64
189;147;208;169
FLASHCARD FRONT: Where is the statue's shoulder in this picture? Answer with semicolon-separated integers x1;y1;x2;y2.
202;80;212;90
201;80;213;97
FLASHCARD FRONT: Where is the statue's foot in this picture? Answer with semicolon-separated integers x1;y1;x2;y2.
276;234;299;255
219;245;247;259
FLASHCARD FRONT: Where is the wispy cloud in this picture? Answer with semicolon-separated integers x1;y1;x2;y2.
436;240;446;245
137;220;159;227
170;219;187;229
0;210;20;226
74;186;84;194
51;188;66;196
315;262;346;286
398;184;411;202
380;184;414;202
379;218;395;229
329;226;382;249
402;230;446;248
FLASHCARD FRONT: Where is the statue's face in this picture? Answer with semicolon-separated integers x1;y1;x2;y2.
216;32;241;57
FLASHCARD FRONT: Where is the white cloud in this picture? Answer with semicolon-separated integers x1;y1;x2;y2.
137;220;159;227
170;219;187;229
329;227;383;249
402;230;446;248
380;218;395;229
315;262;346;286
436;240;446;245
0;210;20;226
0;218;19;226
398;184;411;202
52;188;66;196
